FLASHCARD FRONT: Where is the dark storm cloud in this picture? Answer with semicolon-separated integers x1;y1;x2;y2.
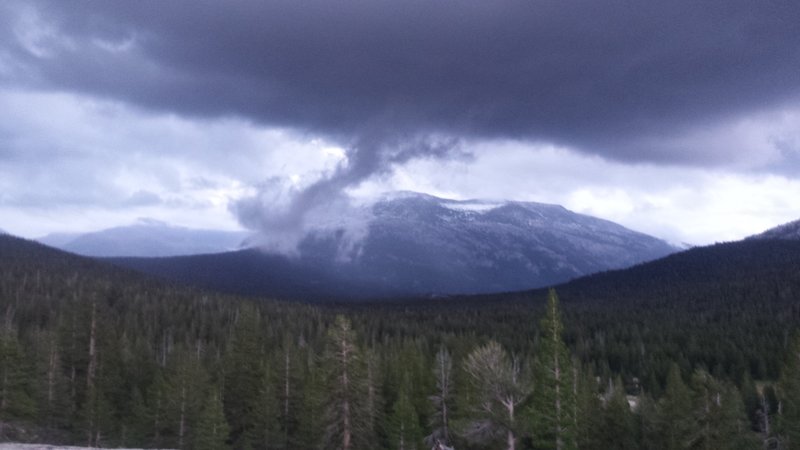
4;0;799;162
3;0;800;245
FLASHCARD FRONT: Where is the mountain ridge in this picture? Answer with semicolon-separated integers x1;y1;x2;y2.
747;218;800;241
37;220;251;257
108;192;677;299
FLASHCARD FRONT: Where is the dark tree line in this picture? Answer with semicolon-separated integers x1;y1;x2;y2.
1;235;800;448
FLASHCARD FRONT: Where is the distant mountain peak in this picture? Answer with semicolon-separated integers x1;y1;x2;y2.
38;222;252;258
114;191;679;299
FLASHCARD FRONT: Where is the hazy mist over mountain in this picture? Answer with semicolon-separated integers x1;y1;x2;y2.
110;192;677;299
38;220;251;257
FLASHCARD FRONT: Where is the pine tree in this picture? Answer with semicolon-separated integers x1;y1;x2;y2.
778;334;800;449
719;383;758;450
688;369;756;450
656;363;693;450
276;337;302;449
574;365;602;449
637;393;661;450
81;374;114;448
224;307;266;449
146;371;171;448
530;289;577;450
387;374;423;450
426;345;454;448
33;329;68;430
57;295;86;434
78;296;120;448
758;385;780;450
0;328;37;434
165;348;206;450
195;388;231;450
688;369;720;450
127;387;150;448
321;315;372;450
253;361;282;449
740;371;760;431
363;347;383;445
597;377;636;450
296;347;325;450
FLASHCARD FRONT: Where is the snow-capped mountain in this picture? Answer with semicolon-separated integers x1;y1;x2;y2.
325;192;677;294
747;218;800;241
112;192;678;299
38;219;251;257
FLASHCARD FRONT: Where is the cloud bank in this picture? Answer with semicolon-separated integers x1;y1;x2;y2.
2;1;797;157
1;1;799;246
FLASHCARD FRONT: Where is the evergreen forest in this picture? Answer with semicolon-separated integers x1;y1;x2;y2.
1;235;800;449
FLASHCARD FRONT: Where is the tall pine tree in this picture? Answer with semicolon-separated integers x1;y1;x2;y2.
574;365;602;449
224;307;266;449
295;347;325;450
321;315;373;450
195;387;231;450
164;348;207;450
0;328;36;434
530;289;577;450
778;334;800;449
687;369;755;450
656;363;693;450
387;374;422;450
426;346;454;448
597;377;636;450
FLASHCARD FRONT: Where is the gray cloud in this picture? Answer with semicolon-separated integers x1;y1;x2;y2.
3;0;798;159
123;190;162;207
232;131;462;251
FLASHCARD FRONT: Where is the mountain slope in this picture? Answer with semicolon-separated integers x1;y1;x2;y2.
550;238;800;304
37;232;82;247
38;220;251;257
747;218;800;241
111;249;384;301
111;192;677;299
357;193;675;292
5;213;795;447
0;234;160;283
433;237;800;383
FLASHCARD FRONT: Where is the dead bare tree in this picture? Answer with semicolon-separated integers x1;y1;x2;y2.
462;341;531;450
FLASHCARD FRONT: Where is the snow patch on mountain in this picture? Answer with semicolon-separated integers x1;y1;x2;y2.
291;191;680;294
441;201;504;213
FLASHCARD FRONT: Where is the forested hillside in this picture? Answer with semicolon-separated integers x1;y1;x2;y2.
1;235;800;449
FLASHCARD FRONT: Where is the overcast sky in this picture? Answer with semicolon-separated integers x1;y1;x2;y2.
1;0;799;246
